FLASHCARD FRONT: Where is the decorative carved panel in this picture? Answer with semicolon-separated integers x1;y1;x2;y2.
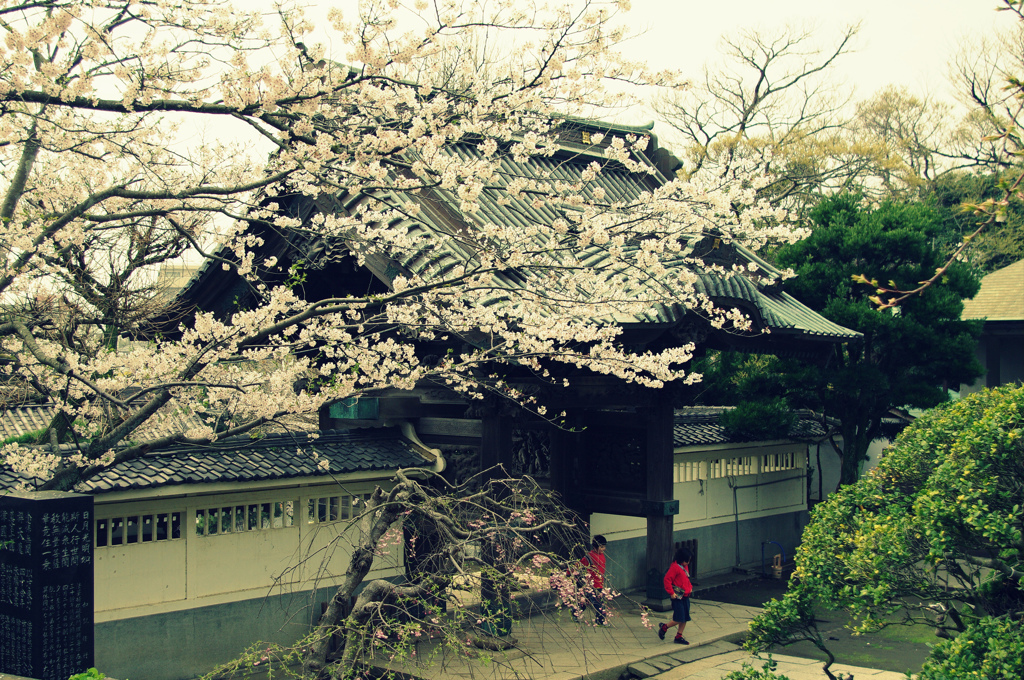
511;427;551;478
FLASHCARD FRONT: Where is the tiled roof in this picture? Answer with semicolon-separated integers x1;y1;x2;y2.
0;428;429;494
387;141;860;343
0;404;52;439
0;402;226;441
169;120;859;347
962;259;1024;322
672;407;828;447
0;403;318;444
640;268;859;341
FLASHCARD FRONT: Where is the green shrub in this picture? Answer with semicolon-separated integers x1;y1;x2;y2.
69;669;105;680
918;617;1024;680
724;656;791;680
719;398;797;441
745;385;1024;679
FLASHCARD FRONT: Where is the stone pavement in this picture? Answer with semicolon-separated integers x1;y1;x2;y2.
371;591;914;680
374;595;758;680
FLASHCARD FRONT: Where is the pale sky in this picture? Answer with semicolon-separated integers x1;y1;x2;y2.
275;0;1014;89
623;0;1014;101
604;0;1020;141
274;0;1018;133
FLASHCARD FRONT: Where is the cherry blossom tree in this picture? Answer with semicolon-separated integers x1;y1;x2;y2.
0;0;803;492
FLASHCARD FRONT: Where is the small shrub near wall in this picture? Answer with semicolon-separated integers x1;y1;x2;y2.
719;399;796;442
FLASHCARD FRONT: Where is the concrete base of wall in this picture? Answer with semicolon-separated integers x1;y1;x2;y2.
604;510;809;593
96;587;334;680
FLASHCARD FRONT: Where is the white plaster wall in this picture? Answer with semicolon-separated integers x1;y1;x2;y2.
93;480;403;622
97;539;186;610
591;443;807;543
808;437;890;501
759;470;804;510
675;481;704;523
94;496;187;612
188;490;307;600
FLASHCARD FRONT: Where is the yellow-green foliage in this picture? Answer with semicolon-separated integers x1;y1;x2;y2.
918;616;1024;680
747;385;1024;678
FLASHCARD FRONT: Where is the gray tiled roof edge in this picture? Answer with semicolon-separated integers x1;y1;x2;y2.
0;428;429;495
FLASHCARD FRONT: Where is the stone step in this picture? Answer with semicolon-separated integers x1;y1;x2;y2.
627;640;742;678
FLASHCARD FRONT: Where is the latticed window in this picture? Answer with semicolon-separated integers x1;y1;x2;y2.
306;493;373;524
761;451;799;473
96;512;182;547
673;459;702;482
706;457;755;478
195;500;296;537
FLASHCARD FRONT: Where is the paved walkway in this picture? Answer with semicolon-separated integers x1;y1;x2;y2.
369;592;909;680
374;596;756;680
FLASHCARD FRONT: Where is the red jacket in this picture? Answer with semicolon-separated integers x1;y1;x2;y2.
581;549;606;589
663;561;691;598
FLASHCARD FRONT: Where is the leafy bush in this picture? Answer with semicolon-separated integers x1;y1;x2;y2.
69;669;105;680
918;617;1024;680
719;398;797;441
745;385;1024;678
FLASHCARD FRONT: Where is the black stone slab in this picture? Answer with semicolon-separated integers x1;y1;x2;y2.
0;491;94;680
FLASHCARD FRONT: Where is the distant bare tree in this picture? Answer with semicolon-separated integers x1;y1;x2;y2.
654;24;860;208
948;17;1024;171
852;86;954;197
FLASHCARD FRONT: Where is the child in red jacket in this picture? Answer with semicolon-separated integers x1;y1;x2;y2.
658;546;693;644
573;535;608;625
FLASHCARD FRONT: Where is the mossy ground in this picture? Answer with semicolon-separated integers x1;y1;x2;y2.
695;577;935;675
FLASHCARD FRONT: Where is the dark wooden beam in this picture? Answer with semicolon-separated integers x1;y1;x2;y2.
480;409;513;474
644;396;676;611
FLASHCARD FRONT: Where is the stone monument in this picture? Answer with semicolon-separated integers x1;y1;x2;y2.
0;490;94;680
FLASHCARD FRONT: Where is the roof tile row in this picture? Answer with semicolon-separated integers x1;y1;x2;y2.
1;428;428;494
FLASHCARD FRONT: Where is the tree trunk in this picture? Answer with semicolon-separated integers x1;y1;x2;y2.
302;485;409;678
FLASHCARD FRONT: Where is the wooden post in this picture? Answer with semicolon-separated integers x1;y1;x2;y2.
480;407;513;475
643;398;675;611
479;405;514;636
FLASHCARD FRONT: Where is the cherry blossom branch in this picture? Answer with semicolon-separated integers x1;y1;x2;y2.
855;171;1023;310
0;168;294;296
37;411;287;491
10;320;130;409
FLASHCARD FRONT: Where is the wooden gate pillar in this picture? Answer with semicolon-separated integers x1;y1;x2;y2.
480;405;514;475
643;398;676;611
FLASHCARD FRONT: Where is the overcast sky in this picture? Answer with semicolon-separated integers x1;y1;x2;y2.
282;0;1018;130
623;0;1015;100
279;0;1015;90
224;0;1024;149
